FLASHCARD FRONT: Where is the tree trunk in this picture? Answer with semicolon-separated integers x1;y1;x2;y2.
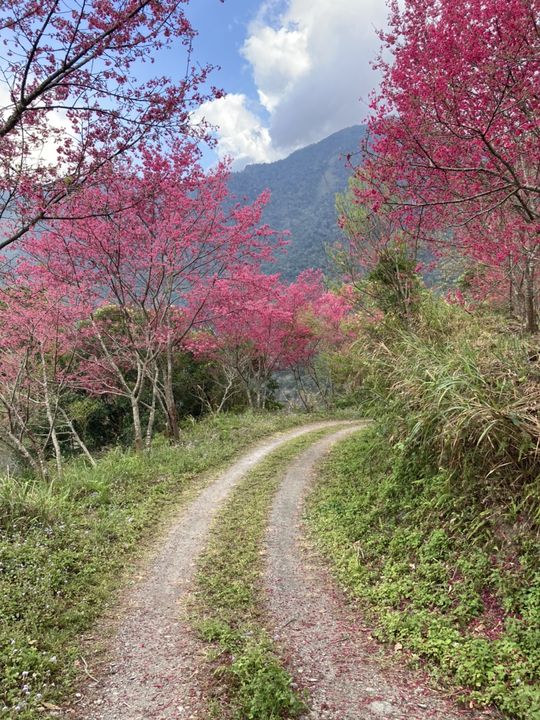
131;396;144;452
508;257;516;317
40;350;63;477
215;373;235;414
1;431;47;479
145;367;159;450
293;367;312;412
164;343;180;442
60;410;96;466
524;255;538;333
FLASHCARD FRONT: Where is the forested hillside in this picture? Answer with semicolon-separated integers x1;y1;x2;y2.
228;125;365;279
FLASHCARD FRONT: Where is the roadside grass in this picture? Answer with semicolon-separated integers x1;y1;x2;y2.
0;410;340;719
191;427;337;720
307;426;540;720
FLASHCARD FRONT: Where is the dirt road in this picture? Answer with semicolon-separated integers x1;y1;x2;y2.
69;421;348;720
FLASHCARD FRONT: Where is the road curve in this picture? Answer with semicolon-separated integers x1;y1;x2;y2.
68;420;354;720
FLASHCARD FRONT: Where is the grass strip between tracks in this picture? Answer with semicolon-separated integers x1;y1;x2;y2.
191;427;337;720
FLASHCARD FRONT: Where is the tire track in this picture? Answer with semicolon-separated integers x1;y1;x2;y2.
264;427;495;720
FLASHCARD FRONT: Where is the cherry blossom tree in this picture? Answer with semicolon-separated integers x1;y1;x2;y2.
289;285;353;410
0;0;219;249
439;209;536;322
20;145;280;448
188;269;351;410
0;281;94;477
358;0;540;330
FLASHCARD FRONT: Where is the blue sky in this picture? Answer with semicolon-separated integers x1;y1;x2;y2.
186;1;263;99
183;0;388;169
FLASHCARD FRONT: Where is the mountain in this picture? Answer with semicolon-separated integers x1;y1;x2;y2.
228;125;366;281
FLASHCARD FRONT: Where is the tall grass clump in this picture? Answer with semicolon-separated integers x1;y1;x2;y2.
313;295;540;718
355;296;540;508
0;474;68;530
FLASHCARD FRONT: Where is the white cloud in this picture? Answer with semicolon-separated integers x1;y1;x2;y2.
0;84;72;169
241;25;310;113
207;0;389;168
251;0;387;152
192;94;278;168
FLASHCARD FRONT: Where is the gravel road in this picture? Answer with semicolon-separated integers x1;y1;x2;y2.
67;421;349;720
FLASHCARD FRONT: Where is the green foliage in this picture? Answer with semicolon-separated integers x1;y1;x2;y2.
333;174;425;322
228;639;301;720
61;351;250;453
168;352;248;417
309;298;540;718
65;394;132;449
334;294;540;489
0;411;317;719
192;431;333;719
0;476;66;529
366;249;422;319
